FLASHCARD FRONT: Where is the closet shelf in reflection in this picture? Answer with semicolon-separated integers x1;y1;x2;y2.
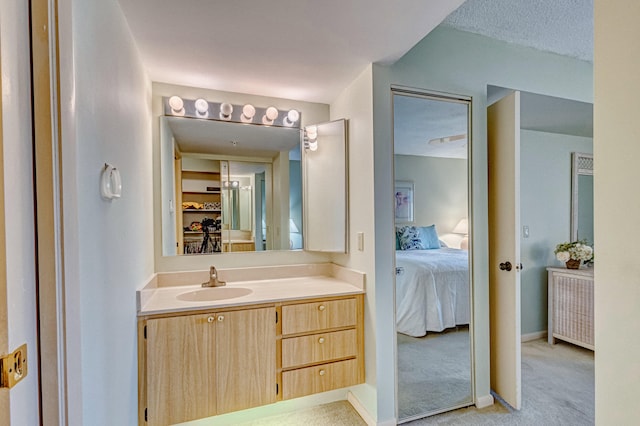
183;209;222;213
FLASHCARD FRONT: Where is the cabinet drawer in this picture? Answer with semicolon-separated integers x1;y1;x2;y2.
281;298;356;335
282;358;359;400
282;329;357;368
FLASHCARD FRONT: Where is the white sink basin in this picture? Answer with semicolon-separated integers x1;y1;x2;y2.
177;287;253;302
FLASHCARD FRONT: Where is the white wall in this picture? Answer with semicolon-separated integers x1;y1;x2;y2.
373;26;593;421
594;1;640;422
394;155;467;241
58;0;153;424
0;0;39;423
520;131;592;335
329;65;380;420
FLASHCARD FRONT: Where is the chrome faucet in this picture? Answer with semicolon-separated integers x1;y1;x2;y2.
202;266;226;287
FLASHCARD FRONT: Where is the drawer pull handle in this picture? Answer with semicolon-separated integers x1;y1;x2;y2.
318;337;325;344
217;315;224;322
207;316;215;323
318;305;326;311
319;369;326;376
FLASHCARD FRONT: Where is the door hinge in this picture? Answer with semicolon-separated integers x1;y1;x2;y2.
145;408;148;422
144;325;147;339
276;383;279;395
0;343;28;389
275;311;278;324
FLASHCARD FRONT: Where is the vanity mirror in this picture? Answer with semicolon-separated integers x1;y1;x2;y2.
159;97;348;256
571;152;594;245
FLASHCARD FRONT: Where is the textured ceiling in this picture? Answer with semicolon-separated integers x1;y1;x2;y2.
443;0;593;62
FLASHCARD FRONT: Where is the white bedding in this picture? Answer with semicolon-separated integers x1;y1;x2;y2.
395;248;470;337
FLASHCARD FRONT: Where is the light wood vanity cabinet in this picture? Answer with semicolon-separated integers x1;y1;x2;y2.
139;294;364;424
279;296;365;400
140;306;276;426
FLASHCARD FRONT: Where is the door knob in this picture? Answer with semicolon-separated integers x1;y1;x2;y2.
516;263;524;271
499;261;512;271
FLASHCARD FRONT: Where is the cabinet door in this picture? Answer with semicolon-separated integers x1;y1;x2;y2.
216;307;276;414
145;313;216;426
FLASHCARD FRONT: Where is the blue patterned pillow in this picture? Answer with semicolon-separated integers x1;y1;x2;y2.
397;226;424;250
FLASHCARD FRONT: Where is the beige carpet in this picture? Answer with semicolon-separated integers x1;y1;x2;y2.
236;401;366;426
408;339;594;425
397;328;473;420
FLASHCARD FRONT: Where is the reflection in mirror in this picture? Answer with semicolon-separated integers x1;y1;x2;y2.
393;89;472;421
303;119;348;253
571;152;594;246
160;113;302;255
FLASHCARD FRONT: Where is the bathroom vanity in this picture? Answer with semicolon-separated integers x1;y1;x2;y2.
137;264;365;426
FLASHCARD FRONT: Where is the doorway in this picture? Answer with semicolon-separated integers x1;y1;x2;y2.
392;87;474;422
487;87;594;410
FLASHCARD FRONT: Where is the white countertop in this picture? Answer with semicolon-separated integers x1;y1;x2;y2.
138;275;364;316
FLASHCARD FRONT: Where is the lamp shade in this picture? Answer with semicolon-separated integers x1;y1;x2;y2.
452;218;468;234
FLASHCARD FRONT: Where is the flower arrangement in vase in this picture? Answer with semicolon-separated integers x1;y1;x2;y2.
554;240;594;269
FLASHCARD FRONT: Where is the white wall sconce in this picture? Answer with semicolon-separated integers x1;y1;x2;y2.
262;106;279;125
162;97;301;129
168;96;185;116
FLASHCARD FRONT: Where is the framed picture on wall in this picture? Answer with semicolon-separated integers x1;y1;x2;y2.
394;180;414;223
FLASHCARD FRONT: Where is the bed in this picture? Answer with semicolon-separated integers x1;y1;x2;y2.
395;248;470;337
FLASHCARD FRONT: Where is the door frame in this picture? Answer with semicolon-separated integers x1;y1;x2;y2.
30;0;68;423
390;85;476;422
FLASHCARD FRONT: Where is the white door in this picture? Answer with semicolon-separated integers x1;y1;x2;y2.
487;91;522;410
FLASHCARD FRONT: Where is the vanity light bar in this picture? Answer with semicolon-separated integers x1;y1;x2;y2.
163;96;301;129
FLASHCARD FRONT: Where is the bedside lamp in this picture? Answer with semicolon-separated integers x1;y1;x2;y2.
452;218;469;250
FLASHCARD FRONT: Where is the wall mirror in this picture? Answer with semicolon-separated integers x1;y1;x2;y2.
159;98;349;255
571;152;594;245
160;112;303;255
392;88;473;422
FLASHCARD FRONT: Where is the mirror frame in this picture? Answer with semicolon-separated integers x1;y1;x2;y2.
570;152;594;241
391;86;474;421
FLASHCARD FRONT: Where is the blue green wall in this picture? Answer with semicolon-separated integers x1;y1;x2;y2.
520;130;593;335
372;26;592;420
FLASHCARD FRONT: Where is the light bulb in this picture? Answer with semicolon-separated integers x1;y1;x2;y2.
194;98;209;116
262;106;279;125
283;109;300;127
266;106;278;120
241;104;256;123
220;103;233;120
305;125;317;140
168;96;184;114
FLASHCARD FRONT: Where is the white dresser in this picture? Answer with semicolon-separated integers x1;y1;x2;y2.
547;267;594;351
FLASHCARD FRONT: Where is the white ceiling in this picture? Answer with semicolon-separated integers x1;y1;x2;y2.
117;0;465;104
394;95;468;159
443;0;593;62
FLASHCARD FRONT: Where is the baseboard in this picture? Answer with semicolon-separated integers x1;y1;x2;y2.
347;391;378;426
475;394;494;409
522;330;548;342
